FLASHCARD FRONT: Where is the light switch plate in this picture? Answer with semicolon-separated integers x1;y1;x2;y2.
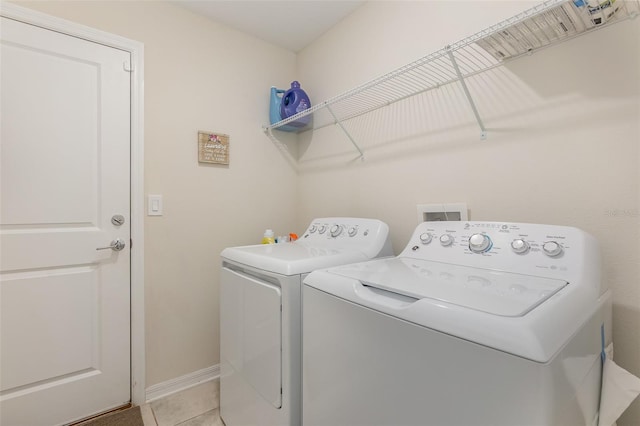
148;194;163;216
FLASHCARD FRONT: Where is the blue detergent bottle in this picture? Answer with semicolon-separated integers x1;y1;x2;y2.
280;81;311;128
269;87;286;125
269;87;299;132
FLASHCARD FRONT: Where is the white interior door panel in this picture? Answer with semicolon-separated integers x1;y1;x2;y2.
0;16;131;426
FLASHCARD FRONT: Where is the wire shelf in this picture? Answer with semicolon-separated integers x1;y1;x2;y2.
264;0;640;159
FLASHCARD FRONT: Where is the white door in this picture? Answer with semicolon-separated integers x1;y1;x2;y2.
0;16;131;426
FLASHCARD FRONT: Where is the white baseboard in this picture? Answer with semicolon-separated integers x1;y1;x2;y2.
145;364;220;403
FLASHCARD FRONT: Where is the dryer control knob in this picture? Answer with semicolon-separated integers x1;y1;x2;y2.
330;224;342;237
309;225;317;233
469;233;492;253
511;239;530;254
348;226;358;237
419;233;432;245
318;225;327;234
439;234;454;247
543;241;563;257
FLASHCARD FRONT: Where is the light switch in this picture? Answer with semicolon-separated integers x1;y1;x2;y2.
148;194;163;216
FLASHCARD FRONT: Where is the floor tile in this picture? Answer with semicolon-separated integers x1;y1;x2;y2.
140;403;157;426
150;381;219;426
176;409;223;426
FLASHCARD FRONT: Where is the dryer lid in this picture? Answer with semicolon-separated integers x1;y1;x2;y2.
330;257;568;317
221;243;369;276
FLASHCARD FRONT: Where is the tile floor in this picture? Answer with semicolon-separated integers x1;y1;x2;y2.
140;380;222;426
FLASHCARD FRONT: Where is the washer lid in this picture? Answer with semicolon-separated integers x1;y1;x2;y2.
221;243;369;276
330;257;568;317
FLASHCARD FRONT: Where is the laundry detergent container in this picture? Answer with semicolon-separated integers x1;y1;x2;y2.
269;81;311;131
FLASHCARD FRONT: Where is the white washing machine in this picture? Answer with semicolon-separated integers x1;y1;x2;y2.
303;221;612;426
220;217;393;426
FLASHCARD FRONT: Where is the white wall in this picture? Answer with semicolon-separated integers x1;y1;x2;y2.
13;0;299;388
297;1;640;424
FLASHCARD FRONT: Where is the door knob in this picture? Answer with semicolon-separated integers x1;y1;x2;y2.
96;239;126;251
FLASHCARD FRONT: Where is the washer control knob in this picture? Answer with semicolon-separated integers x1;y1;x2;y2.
543;241;563;257
318;225;327;234
511;239;530;254
439;234;454;247
348;226;358;237
309;225;317;233
468;233;492;253
330;224;342;237
419;233;432;245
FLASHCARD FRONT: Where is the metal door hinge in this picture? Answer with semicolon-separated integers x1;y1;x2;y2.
123;61;134;73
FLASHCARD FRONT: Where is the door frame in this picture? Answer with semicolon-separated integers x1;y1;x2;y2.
0;3;146;406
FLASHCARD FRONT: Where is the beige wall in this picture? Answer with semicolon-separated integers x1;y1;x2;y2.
10;1;640;423
297;1;640;424
13;0;299;387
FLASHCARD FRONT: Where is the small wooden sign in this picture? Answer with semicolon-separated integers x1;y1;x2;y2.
198;131;229;165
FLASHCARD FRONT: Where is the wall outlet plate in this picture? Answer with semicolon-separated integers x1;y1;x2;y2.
417;203;468;223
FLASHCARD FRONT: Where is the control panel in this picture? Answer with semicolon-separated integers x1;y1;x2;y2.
400;221;597;280
304;219;372;240
299;217;393;258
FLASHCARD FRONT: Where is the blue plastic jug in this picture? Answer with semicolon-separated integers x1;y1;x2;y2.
280;81;311;127
269;87;286;126
269;82;311;132
269;87;298;132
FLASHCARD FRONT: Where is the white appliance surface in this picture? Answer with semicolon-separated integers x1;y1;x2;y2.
303;221;612;426
221;244;362;276
220;217;392;426
221;217;392;275
332;257;568;316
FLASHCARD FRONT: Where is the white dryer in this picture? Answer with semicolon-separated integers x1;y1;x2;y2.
220;218;392;426
303;221;612;426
